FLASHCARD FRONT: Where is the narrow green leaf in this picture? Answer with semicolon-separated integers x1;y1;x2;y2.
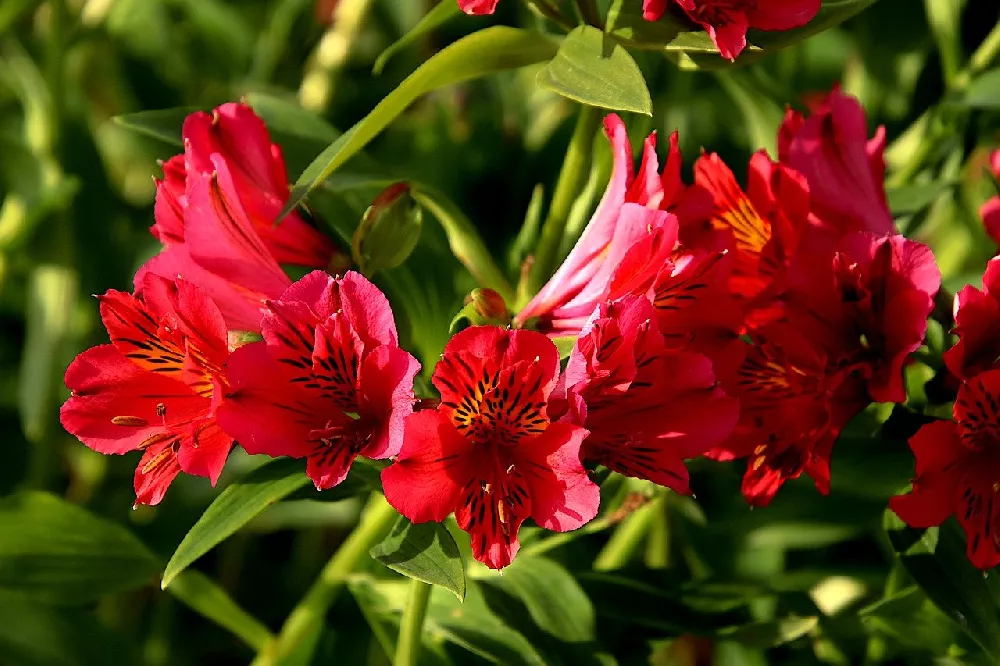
477;555;595;643
374;1;463;75
285;26;558;214
884;510;1000;658
162;458;310;589
536;26;652;116
717;615;818;647
860;586;958;654
370;516;466;601
112;107;199;146
167;570;274;651
886;180;955;216
0;492;159;605
960;67;1000;109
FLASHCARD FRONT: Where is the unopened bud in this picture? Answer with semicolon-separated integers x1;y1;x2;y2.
228;330;264;352
450;289;511;333
352;182;422;276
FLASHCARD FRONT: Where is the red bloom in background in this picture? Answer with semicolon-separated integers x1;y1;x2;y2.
787;232;940;404
715;324;865;505
61;275;233;506
982;149;1000;245
561;296;738;493
458;0;500;14
693;151;811;323
891;371;1000;569
945;257;1000;380
382;327;599;569
156;102;336;269
779;87;895;237
141;159;293;331
219;271;419;490
645;0;820;60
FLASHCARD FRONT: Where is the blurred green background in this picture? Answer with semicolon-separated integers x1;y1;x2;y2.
4;0;1000;664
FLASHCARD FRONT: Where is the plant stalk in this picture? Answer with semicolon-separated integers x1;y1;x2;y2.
394;579;432;666
954;18;1000;90
253;494;397;666
593;496;662;571
526;104;602;295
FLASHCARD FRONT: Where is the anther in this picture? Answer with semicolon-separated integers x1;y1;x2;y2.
112;415;148;427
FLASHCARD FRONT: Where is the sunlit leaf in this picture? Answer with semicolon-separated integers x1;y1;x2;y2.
370;516;466;600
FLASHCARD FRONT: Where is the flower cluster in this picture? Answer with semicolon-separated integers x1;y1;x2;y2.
62;90;955;571
460;0;821;61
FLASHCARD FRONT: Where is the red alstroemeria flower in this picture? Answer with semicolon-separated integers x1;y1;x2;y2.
778;86;895;237
693;151;811;324
60;274;233;506
561;295;738;493
944;257;1000;380
787;232;940;404
515;114;692;336
457;0;500;14
160;102;337;269
140;157;293;332
219;270;419;490
891;371;1000;569
382;327;599;569
714;323;867;505
982;149;1000;246
646;0;819;60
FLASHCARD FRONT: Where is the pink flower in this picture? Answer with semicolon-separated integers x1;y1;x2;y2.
944;257;1000;380
382;327;599;569
778;86;895;237
457;0;500;14
891;371;1000;569
647;0;820;61
219;270;420;490
561;295;738;493
140;158;293;332
982;149;1000;246
61;274;233;506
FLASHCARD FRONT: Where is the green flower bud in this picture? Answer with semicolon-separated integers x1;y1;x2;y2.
352;182;423;276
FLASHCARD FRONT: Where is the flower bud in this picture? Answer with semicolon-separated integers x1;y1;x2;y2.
450;289;511;333
352;182;423;276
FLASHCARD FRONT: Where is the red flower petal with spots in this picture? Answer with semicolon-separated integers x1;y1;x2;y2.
60;275;233;506
382;326;599;570
562;296;738;493
891;371;1000;569
945;257;1000;380
218;270;419;490
778;85;894;237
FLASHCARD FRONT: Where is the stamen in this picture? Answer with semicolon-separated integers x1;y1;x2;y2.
112;415;149;427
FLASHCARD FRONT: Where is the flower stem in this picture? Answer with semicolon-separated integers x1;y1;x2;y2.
592;495;661;571
252;494;397;666
954;18;1000;90
524;0;574;31
526;104;603;297
575;0;601;27
394;579;432;666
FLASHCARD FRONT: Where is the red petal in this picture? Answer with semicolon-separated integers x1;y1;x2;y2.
134;437;183;506
338;271;400;350
358;346;421;460
515;422;598;532
176;420;233;485
98;289;186;381
890;421;963;529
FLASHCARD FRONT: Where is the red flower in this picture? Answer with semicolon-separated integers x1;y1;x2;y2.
647;0;820;60
786;232;940;404
382;327;599;569
778;86;895;237
715;323;866;506
890;371;1000;569
561;295;738;493
458;0;500;14
140;158;293;332
982;149;1000;246
60;274;233;506
178;102;337;268
944;257;1000;380
218;270;420;490
693;151;811;324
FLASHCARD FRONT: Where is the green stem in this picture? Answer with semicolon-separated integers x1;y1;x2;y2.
46;0;67;156
575;0;601;27
524;0;574;31
526;104;602;295
253;494;397;666
394;580;432;666
593;496;661;571
954;18;1000;90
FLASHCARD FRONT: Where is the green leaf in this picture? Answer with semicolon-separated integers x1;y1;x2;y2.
0;590;132;666
860;586;958;654
370;516;466;601
112;107;199;146
166;570;274;651
717;616;818;648
162;458;310;589
374;0;463;74
884;511;1000;658
887;180;956;216
553;336;577;359
536;26;652;116
0;492;159;605
477;555;595;643
960;67;1000;109
285;26;558;214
